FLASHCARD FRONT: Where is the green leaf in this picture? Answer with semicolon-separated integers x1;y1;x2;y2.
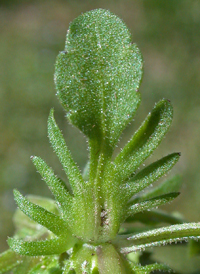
130;262;172;274
0;249;22;274
119;226;155;236
120;223;200;254
126;192;180;217
26;195;60;214
114;99;173;183
137;174;182;202
47;109;85;196
13;257;42;274
28;257;62;274
8;237;72;256
32;156;72;215
54;9;142;148
13;195;59;239
13;189;68;236
122;153;180;201
124;209;184;225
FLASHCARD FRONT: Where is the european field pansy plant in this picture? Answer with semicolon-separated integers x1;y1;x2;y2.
0;9;200;274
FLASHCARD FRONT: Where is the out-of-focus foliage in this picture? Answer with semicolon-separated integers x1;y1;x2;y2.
0;1;200;273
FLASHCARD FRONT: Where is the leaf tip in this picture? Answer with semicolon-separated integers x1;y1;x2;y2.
7;237;14;250
13;189;20;199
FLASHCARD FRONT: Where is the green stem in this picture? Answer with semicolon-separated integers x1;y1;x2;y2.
89;138;101;184
88;137;113;241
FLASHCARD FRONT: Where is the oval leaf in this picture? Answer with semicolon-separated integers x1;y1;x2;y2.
55;9;142;147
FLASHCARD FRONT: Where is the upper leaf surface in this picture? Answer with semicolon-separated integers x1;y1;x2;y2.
48;109;85;196
127;192;180;217
136;174;182;202
32;156;73;216
13;195;60;238
124;209;184;225
55;9;142;147
114;99;173;183
123;153;180;202
13;190;68;236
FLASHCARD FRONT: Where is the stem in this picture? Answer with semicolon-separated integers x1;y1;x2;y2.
88;138;101;184
88;137;113;241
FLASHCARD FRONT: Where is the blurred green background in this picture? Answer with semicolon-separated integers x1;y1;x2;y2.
0;0;200;272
